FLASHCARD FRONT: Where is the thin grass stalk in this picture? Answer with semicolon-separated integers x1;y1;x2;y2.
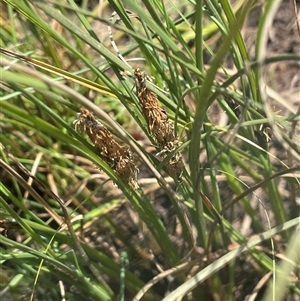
262;228;300;301
255;0;287;227
161;216;300;301
189;0;248;247
220;0;258;102
189;0;208;248
67;0;99;42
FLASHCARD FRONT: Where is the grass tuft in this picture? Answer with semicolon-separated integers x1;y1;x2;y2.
1;0;299;300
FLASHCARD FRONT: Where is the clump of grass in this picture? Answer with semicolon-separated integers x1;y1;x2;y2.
1;0;300;300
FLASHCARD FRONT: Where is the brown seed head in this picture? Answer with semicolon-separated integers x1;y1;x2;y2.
134;69;183;178
74;108;138;188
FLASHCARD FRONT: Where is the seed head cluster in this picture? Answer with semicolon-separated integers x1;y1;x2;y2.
73;108;138;189
134;68;183;178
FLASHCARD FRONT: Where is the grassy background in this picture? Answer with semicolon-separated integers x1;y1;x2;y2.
1;0;300;300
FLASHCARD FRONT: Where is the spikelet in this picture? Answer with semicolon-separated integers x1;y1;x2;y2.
134;68;183;178
74;108;138;189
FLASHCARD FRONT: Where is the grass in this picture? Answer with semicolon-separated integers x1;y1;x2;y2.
1;0;300;300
